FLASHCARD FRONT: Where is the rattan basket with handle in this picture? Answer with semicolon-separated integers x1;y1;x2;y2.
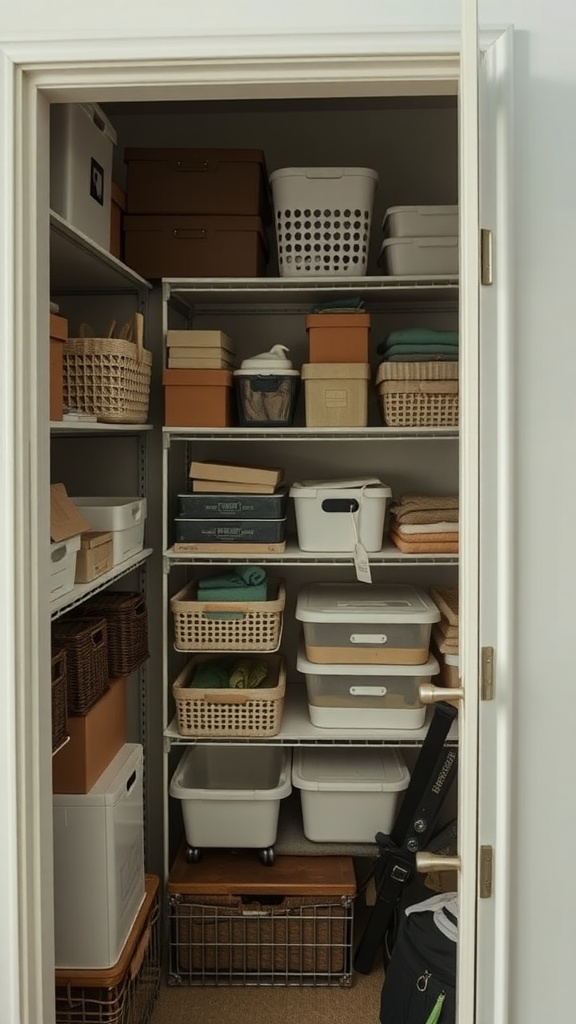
63;312;152;424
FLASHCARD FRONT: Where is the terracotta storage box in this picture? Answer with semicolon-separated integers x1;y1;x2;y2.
163;369;235;427
123;214;269;279
52;674;127;794
124;147;270;217
306;313;371;363
50;313;68;421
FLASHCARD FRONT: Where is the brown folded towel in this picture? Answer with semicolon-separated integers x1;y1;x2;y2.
394;524;459;544
430;586;459;625
391;508;460;526
396;494;460;511
390;529;459;554
436;615;459;642
433;623;459;655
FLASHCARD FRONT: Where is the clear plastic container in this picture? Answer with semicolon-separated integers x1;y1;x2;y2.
234;345;299;426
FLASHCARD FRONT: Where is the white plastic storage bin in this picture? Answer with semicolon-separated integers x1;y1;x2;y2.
382;205;459;238
292;747;410;842
296;582;440;665
71;496;147;565
270;166;378;277
378;236;459;276
169;745;291;855
50;534;81;598
290;478;391;552
297;644;439;729
50;103;117;250
52;743;145;969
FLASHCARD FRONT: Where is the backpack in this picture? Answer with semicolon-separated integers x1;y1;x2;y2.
379;892;458;1024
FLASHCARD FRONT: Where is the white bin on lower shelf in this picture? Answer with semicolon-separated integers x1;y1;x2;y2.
292;747;410;843
297;643;439;729
169;745;292;852
50;534;81;597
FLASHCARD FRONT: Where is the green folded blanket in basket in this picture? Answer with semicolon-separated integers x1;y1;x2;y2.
197;566;268;603
189;656;269;689
377;329;459;356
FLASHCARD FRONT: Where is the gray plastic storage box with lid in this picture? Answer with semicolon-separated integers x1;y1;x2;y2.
292;747;410;842
290;477;392;552
382;205;459;238
296;582;440;665
296;643;439;729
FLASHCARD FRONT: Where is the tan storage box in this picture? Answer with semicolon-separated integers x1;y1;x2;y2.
301;363;370;427
163;369;234;427
50;313;68;421
123;214;269;279
306;313;370;363
52;675;127;794
125;147;269;218
74;531;113;583
109;182;126;260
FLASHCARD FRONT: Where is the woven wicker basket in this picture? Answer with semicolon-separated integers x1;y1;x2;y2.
376;360;459;382
63;314;152;424
51;649;68;752
82;591;149;677
378;379;459;427
173;654;286;738
51;617;109;715
171;580;285;652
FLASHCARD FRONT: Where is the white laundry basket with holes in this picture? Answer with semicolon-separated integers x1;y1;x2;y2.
270;167;379;277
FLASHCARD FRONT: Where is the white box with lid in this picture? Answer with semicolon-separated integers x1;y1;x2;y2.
50;103;117;250
52;743;145;969
295;582;440;665
378;236;459;276
169;745;292;851
382;205;459;238
50;534;81;597
290;478;391;552
297;643;439;729
292;747;410;842
71;497;147;565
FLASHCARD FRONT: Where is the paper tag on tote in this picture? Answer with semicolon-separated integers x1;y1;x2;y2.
354;541;372;584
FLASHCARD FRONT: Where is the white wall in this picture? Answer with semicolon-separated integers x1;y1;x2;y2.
2;2;576;1023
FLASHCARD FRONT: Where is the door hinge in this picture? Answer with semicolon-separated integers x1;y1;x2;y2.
481;646;494;701
480;228;493;285
479;845;493;898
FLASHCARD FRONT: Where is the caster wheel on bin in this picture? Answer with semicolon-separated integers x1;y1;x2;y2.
185;846;201;864
260;847;275;866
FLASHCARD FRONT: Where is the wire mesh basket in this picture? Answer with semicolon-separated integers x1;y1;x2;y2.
376;360;459;381
81;591;149;676
51;617;109;715
168;891;354;986
377;379;459;427
54;875;161;1024
171;580;285;652
51;648;68;752
172;653;286;737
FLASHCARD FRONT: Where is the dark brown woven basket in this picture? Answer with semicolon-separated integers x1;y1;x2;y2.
51;649;68;752
82;591;149;677
51;617;109;715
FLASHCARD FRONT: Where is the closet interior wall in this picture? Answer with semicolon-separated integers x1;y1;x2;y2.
51;93;460;877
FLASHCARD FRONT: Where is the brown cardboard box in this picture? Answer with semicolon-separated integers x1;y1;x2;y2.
50;483;92;542
74;531;114;583
123;214;268;279
109;182;126;260
52;675;128;794
306;313;371;363
50;313;68;421
188;460;283;488
163;369;234;427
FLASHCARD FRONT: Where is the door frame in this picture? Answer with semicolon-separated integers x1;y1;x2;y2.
0;25;510;1024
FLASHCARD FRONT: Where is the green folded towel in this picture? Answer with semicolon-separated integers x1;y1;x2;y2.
310;297;365;313
198;566;266;590
378;329;459;355
190;657;235;689
199;584;268;603
381;343;459;358
229;658;269;689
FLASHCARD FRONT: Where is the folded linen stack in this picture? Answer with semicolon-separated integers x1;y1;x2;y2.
429;585;459;657
389;494;459;553
189;655;270;689
197;566;268;603
377;328;459;364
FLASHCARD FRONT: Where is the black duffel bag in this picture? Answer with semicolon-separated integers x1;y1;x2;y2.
379;893;457;1024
